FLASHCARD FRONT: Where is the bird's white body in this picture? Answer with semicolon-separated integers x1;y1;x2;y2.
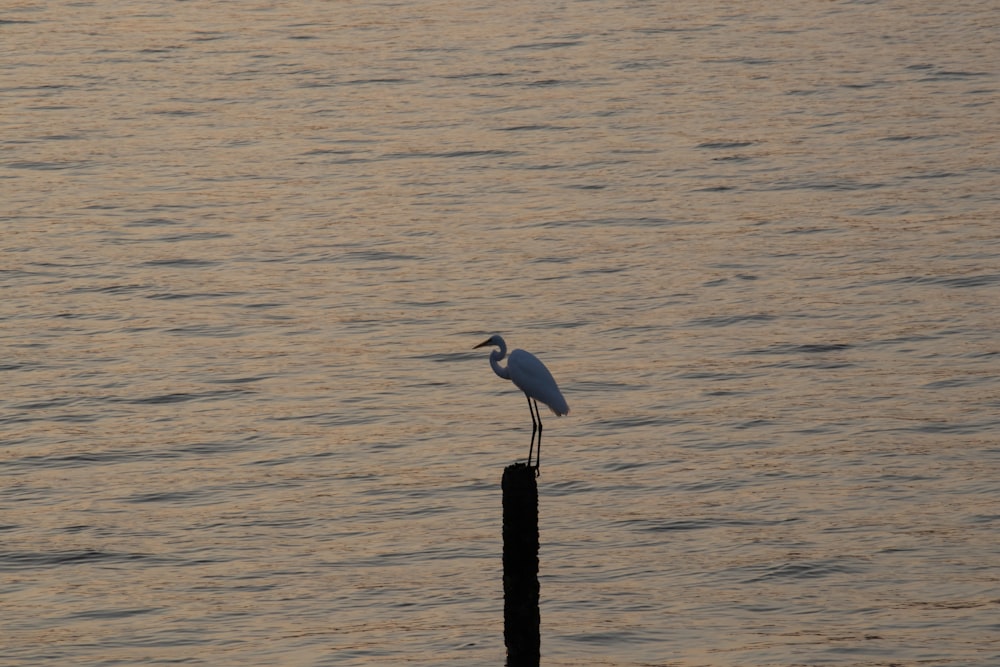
505;349;569;416
474;334;568;469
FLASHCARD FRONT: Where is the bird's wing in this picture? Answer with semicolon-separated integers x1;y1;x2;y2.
508;349;569;416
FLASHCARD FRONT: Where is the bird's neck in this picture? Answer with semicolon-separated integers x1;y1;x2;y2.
490;349;510;379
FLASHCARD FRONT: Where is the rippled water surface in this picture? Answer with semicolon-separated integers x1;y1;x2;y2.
3;1;999;665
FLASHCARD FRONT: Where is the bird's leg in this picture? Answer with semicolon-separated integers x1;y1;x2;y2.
526;393;538;467
534;399;543;475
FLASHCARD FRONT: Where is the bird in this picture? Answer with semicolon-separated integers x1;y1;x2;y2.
474;334;568;471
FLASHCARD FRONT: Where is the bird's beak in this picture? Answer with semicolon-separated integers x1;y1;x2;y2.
473;338;493;349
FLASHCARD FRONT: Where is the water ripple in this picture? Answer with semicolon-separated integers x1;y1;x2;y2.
740;557;869;583
0;549;172;570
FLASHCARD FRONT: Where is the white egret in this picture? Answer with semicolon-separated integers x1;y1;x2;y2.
474;334;569;470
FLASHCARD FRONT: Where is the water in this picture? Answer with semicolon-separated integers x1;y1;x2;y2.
2;1;998;665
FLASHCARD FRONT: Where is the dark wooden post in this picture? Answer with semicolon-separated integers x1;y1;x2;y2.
502;462;540;667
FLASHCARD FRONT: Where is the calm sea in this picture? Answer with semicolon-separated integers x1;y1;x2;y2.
2;1;998;665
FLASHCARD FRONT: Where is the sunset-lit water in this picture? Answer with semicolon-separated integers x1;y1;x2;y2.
3;1;998;665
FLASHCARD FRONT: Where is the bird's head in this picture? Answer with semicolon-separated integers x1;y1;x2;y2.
473;334;503;350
